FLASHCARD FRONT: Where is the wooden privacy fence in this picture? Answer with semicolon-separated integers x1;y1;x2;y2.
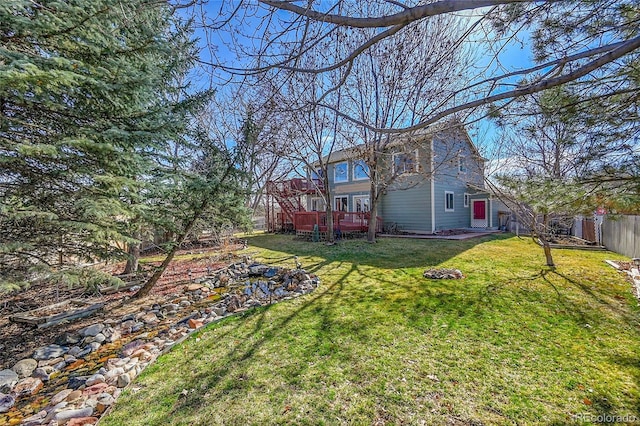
602;215;640;258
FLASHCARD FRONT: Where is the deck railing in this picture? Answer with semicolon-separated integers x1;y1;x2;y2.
293;211;383;234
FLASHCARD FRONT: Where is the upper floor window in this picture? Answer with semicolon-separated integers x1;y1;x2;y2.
334;162;348;183
393;150;418;175
458;155;467;173
310;168;324;180
353;160;369;180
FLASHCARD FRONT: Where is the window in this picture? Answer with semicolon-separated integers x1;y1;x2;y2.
334;162;348;183
353;195;370;212
353;160;369;180
311;168;324;180
393;150;418;175
445;191;454;212
464;193;470;208
334;196;348;212
310;197;324;211
458;156;467;173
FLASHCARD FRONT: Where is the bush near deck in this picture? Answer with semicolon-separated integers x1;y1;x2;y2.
102;235;640;425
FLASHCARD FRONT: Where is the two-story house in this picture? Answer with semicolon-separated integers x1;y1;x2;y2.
267;125;498;235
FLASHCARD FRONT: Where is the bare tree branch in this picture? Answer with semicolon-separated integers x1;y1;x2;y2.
319;35;640;133
259;0;545;28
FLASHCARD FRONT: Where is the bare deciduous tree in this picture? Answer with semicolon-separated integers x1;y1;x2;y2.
189;0;639;133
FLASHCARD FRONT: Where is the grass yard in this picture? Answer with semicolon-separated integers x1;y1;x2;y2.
101;234;640;425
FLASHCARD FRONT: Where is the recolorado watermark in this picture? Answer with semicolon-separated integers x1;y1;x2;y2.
573;413;639;423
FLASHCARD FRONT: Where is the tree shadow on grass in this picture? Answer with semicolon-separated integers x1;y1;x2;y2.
513;268;640;327
245;233;513;270
161;263;359;421
116;233;640;424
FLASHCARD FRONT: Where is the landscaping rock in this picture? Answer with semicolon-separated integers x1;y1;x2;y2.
1;262;321;426
67;346;82;357
80;323;105;337
21;410;47;426
50;389;73;405
11;358;38;378
33;344;68;360
116;373;131;388
138;312;158;324
54;407;94;423
13;377;43;396
85;374;106;387
0;393;15;413
32;367;54;382
67;417;99;426
76;346;93;358
121;340;145;357
55;332;81;346
423;268;464;279
187;318;204;329
101;327;120;343
0;369;19;391
83;382;109;396
65;389;83;402
67;376;88;390
96;392;115;407
130;349;152;362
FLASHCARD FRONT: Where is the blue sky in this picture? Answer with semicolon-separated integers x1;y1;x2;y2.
184;3;537;161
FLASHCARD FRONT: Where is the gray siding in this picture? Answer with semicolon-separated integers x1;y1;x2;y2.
324;127;487;231
381;181;432;231
433;176;471;230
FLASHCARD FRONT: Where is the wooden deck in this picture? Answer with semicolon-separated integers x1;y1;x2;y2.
294;211;382;234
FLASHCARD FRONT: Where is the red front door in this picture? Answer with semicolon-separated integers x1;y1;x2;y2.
473;200;486;220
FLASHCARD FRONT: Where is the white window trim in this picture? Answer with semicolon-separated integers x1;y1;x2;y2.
310;197;324;212
334;162;348;183
464;193;470;208
352;160;369;181
353;195;370;212
334;195;348;212
392;149;419;175
445;191;455;212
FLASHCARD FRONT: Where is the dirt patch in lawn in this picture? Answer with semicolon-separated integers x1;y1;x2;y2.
0;244;244;370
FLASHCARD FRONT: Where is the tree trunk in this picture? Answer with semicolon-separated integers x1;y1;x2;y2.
367;175;378;243
123;243;140;274
539;214;555;267
324;174;334;243
123;230;141;275
540;235;555;267
134;204;205;298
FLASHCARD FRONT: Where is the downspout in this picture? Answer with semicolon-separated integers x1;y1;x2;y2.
430;139;436;233
489;197;493;229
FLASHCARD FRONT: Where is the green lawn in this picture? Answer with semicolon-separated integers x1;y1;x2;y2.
101;235;640;425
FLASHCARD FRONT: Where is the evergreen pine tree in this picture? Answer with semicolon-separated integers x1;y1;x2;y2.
0;0;198;290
